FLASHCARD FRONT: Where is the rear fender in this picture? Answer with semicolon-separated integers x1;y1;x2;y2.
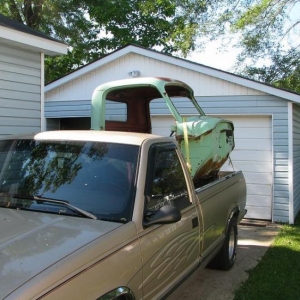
226;207;240;234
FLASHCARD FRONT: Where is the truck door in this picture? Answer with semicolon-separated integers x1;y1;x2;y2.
139;143;200;299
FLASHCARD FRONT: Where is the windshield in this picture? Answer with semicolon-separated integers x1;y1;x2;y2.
0;139;139;223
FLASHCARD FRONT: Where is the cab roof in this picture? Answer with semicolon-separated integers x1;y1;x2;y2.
2;130;174;147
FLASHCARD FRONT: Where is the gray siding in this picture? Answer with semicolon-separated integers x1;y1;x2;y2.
0;43;41;138
293;104;300;220
199;95;289;223
45;100;91;118
45;94;290;222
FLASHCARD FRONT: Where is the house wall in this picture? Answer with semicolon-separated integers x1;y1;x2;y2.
44;51;300;223
151;114;273;220
45;53;267;103
293;103;300;220
0;43;41;138
199;95;289;223
44;93;290;222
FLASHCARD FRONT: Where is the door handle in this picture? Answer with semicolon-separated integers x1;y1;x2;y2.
192;217;199;228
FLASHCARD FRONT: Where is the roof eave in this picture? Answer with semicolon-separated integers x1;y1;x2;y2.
44;44;300;103
0;25;68;56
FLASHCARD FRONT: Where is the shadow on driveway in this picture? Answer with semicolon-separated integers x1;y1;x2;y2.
167;223;281;300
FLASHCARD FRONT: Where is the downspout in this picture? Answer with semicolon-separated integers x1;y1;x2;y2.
288;102;294;224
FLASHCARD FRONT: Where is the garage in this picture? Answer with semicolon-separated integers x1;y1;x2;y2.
151;115;273;220
44;44;300;223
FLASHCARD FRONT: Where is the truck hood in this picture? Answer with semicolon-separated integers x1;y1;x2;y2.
0;208;122;299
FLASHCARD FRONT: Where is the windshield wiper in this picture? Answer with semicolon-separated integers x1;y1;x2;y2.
12;194;97;220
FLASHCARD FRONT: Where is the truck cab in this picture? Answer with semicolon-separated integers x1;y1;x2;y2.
91;77;235;184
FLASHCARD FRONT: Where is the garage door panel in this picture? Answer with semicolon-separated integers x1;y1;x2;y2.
247;184;272;196
243;172;272;185
222;116;270;128
234;139;272;151
246;194;271;206
221;161;271;174
234;127;271;139
151;115;272;220
218;116;272;220
245;206;271;220
227;161;272;173
230;150;271;162
151;117;175;136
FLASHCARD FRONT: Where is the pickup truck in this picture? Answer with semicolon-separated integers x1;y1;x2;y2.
0;130;246;300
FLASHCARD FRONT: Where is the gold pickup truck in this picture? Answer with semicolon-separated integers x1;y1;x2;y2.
0;130;246;300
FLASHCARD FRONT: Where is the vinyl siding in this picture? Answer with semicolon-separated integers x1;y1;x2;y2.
293;104;300;220
199;95;288;222
158;94;287;222
45;100;126;119
151;115;273;220
45;100;91;118
44;94;289;222
0;43;41;138
45;53;267;103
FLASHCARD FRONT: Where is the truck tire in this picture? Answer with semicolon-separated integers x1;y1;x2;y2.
208;217;237;270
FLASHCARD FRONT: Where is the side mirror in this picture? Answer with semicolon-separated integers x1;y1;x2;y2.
143;205;181;228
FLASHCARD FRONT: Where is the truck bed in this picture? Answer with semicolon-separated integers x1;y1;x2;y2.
194;170;247;261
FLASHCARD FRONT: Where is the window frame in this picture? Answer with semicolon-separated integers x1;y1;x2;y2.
144;143;191;216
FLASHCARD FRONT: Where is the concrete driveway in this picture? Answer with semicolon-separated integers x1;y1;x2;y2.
167;222;281;300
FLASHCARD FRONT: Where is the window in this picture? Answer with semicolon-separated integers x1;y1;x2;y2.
0;140;139;223
146;148;191;212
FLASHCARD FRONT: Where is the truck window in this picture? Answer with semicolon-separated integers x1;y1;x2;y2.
147;149;191;212
0;140;138;223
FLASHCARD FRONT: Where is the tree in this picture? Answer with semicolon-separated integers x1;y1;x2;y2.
1;0;104;82
241;47;300;93
203;0;300;92
0;0;211;83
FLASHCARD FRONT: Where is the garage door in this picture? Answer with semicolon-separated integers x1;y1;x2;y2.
151;115;273;220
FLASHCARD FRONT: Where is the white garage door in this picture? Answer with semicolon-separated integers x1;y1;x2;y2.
151;115;273;220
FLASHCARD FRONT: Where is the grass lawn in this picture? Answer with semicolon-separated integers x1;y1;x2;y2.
234;213;300;300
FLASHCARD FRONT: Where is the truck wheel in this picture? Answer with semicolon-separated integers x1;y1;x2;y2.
208;217;237;270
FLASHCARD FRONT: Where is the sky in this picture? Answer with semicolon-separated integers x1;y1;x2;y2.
187;39;241;71
187;2;300;72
